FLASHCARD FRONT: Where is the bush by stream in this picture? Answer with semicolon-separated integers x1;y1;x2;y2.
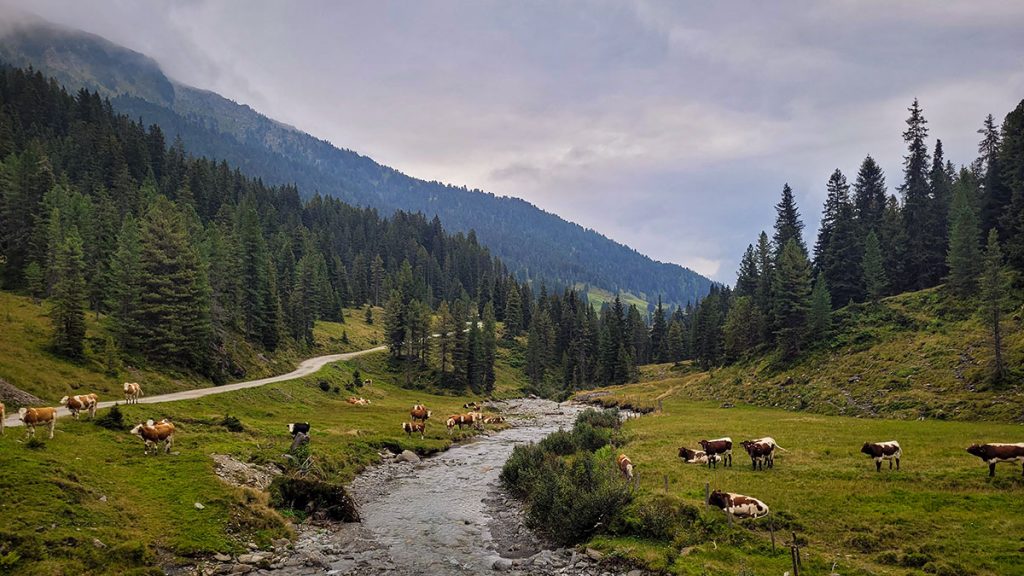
500;409;632;545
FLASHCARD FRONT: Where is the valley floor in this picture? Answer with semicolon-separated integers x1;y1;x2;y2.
575;376;1024;576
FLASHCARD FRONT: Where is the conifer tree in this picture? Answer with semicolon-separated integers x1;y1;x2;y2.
482;301;497;393
853;155;887;236
945;181;982;297
999;101;1024;273
735;245;759;297
772;183;807;260
899;99;936;290
503;283;523;339
980;229;1007;382
754;231;773;323
861;230;887;303
723;295;763;361
824;199;862;307
814;169;850;273
109;214;142;350
383;289;405;358
977;113;1009;238
24;260;44;303
649;296;668;363
878;195;907;292
435;300;454;374
51;229;87;358
773;239;812;359
807;274;832;342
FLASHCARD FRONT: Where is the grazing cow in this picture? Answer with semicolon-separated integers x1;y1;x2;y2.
287;422;311;437
18;407;57;439
123;382;143;404
617;454;634;481
678;447;719;465
0;401;5;435
445;416;457;435
363;379;373;387
410;404;432;423
966;443;1024;477
698;437;733;468
130;419;176;454
346;397;370;405
707;490;769;519
60;393;99;419
402;421;426;439
861;441;902;472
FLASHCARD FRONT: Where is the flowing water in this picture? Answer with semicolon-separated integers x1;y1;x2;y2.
232;398;638;576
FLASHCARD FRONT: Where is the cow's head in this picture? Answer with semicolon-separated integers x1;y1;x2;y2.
130;423;145;436
18;407;28;417
966;444;986;458
707;490;729;509
678;447;694;460
860;442;875;456
288;423;296;434
59;396;70;406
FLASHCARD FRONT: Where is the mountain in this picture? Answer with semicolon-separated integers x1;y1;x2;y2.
0;18;712;307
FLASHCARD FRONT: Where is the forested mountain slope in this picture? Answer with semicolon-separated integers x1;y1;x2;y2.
0;19;712;307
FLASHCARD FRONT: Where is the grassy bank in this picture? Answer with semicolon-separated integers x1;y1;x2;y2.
644;287;1024;422
0;350;495;575
0;290;384;404
573;378;1024;575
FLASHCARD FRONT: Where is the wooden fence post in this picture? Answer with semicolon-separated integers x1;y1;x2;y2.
663;474;669;493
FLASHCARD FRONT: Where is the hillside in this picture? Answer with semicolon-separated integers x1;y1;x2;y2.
0;18;712;307
595;286;1023;422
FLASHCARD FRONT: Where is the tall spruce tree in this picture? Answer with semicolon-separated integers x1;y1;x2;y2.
481;301;497;394
878;195;907;293
999;101;1024;273
503;282;523;339
773;239;812;359
723;295;763;361
807;274;832;342
649;296;668;363
980;229;1007;382
853;155;887;236
899;99;936;291
977;113;1009;239
945;180;982;297
814;169;851;274
51;229;87;358
773;184;807;260
824;199;863;307
108;214;142;350
735;245;759;297
861;230;887;303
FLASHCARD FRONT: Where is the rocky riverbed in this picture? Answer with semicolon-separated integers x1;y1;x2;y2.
196;398;644;576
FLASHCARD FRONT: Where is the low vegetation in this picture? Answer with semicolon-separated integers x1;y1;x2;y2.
500;409;632;545
570;379;1024;575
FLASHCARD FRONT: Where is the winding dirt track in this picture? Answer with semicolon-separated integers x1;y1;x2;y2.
2;345;387;429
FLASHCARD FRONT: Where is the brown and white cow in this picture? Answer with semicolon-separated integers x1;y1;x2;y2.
0;401;5;435
410;404;432;423
483;415;505;425
445;416;457;435
463;401;482;411
60;393;99;419
966;443;1024;477
617;454;635;481
18;407;57;439
741;437;786;470
447;413;476;431
363;379;373;387
123;382;143;404
402;421;426;439
678;447;719;465
698;437;733;468
130;419;176;455
347;397;370;406
861;441;902;472
708;490;769;519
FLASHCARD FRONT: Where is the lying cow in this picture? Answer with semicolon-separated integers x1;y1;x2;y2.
347;397;371;405
287;422;311;437
966;443;1024;477
678;447;720;465
363;379;373;386
131;419;176;455
123;382;143;404
698;437;733;468
60;393;99;419
708;489;769;519
19;407;57;439
0;401;5;435
617;453;635;481
483;415;505;424
463;401;481;411
741;437;786;470
861;441;902;472
402;421;426;439
410;404;432;423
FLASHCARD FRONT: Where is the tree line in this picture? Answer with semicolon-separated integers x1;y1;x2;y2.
0;65;504;385
683;98;1024;380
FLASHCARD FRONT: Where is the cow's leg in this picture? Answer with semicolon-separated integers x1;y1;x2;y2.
896;457;900;471
989;462;996;477
165;437;172;454
48;419;55;439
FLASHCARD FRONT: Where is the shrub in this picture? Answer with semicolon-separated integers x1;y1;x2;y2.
500;442;545;495
539;428;577;456
221;415;244;432
572;422;612;452
95;404;126;431
575;408;620;430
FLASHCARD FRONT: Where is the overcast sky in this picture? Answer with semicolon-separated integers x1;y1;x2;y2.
4;1;1023;281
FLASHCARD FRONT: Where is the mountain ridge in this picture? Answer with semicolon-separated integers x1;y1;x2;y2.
0;19;713;306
